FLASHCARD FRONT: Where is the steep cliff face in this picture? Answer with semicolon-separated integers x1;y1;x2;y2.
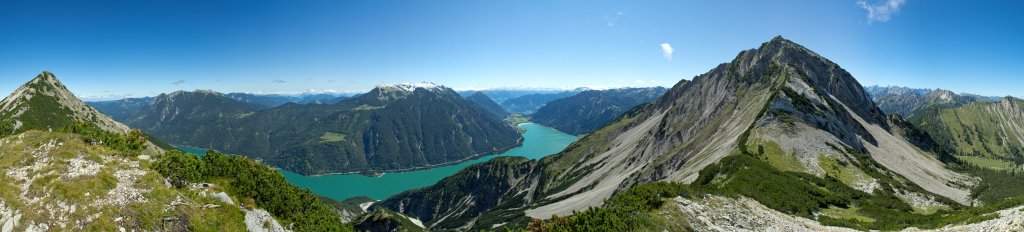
373;157;543;230
378;37;975;230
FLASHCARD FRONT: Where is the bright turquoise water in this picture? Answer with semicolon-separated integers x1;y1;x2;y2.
178;123;577;201
176;146;207;156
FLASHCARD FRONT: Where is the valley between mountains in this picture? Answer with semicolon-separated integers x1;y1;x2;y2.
3;37;1024;232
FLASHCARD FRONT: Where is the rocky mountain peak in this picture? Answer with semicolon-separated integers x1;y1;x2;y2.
363;82;457;104
0;71;131;133
928;89;957;102
1001;96;1021;110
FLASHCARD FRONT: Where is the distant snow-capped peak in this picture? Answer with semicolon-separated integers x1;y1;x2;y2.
377;82;447;92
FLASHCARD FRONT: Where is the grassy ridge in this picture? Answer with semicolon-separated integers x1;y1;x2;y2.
913;101;1024;164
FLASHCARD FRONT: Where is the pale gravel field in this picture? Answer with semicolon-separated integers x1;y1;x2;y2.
675;195;1024;232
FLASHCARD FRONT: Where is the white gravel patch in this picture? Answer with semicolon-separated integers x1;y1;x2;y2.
243;208;289;232
62;156;102;179
675;196;857;232
903;205;1024;232
94;168;149;207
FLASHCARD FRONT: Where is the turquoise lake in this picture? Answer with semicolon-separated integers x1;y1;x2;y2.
179;123;577;201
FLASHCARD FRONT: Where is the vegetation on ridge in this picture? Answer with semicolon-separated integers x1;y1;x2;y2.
153;149;354;231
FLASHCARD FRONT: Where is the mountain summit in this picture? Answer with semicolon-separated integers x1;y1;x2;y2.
374;37;975;230
0;71;131;134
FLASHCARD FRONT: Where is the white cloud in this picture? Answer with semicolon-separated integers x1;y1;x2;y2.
857;0;906;24
660;43;674;60
635;79;660;85
604;12;624;27
172;80;186;85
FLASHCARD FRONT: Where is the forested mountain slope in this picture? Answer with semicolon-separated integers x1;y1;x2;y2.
531;87;668;135
126;83;523;175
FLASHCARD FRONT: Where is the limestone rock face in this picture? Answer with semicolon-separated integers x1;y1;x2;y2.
378;37;978;230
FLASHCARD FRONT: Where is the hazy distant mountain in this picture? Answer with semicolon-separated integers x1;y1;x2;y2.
867;85;995;117
88;93;348;121
531;87;669;135
374;37;980;230
864;85;932;100
498;89;584;114
464;91;509;119
87;97;153;122
126;83;523;175
458;88;573;104
226;92;348;108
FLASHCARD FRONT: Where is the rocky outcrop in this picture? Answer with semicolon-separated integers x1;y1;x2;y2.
0;131;247;231
374;157;542;230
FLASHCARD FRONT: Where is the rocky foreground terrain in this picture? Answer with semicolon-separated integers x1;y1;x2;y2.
0;131;286;231
671;195;1024;232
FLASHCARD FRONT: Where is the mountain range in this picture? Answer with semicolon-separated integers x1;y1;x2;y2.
5;37;1024;232
457;88;579;104
866;85;997;118
119;83;523;175
498;89;584;114
87;92;350;122
367;36;1023;231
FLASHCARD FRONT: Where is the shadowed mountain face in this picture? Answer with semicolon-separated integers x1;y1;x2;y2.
464;91;509;119
374;37;973;230
123;90;265;145
124;83;523;175
225;92;348;108
499;90;583;114
531;87;669;135
87;97;153;122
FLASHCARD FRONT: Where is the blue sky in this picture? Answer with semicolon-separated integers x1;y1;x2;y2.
1;0;1022;100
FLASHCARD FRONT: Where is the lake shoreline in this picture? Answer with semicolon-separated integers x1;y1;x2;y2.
276;123;577;201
